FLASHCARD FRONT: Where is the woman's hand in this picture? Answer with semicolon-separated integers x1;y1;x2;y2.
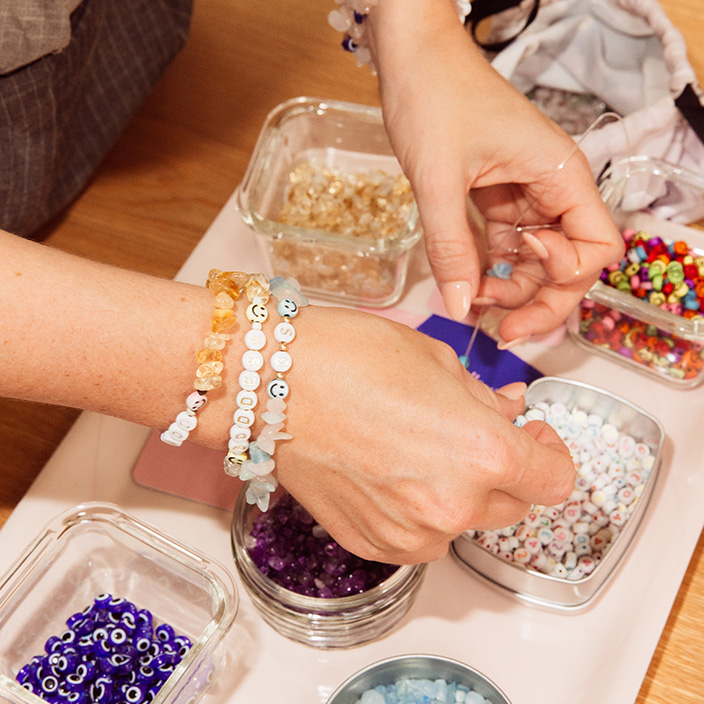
367;0;624;343
274;306;574;564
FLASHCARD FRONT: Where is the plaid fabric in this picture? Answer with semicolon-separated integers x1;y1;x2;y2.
0;0;193;236
0;0;83;74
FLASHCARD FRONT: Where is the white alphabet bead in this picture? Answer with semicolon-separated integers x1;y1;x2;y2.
274;321;296;344
233;409;255;428
230;425;251;443
270;350;292;373
175;411;197;432
239;370;260;391
242;350;264;371
236;390;258;410
244;328;266;350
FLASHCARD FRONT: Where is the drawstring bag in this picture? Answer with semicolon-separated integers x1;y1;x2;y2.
467;0;704;180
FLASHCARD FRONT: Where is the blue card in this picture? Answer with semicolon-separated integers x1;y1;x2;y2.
416;315;543;390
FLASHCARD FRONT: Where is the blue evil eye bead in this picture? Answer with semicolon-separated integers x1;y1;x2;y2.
44;635;63;654
92;626;111;643
120;611;137;633
59;628;77;647
133;635;152;653
48;652;78;676
94;594;112;609
15;665;33;685
74;662;95;681
104;653;133;676
75;617;95;636
154;624;175;644
40;674;60;696
65;691;88;704
137;665;157;684
63;673;86;692
122;669;139;685
174;635;191;658
150;653;175;670
122;683;146;704
138;653;154;667
93;637;113;658
91;677;114;704
156;663;174;681
21;681;39;695
92;608;109;626
136;609;153;632
107;611;122;625
107;597;127;613
76;635;94;655
147;641;162;658
108;627;129;647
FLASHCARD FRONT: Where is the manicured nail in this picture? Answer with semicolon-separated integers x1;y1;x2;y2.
522;231;549;260
441;281;472;321
497;381;527;401
497;336;530;351
473;296;497;306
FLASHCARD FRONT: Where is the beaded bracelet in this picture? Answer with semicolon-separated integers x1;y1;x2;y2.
328;0;472;72
224;277;309;512
161;270;245;447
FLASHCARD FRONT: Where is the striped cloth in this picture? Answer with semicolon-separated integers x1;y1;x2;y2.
0;0;193;236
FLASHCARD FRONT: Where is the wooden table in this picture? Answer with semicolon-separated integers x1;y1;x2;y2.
1;1;702;701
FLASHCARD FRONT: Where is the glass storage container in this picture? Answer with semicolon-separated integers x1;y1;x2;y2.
236;96;423;308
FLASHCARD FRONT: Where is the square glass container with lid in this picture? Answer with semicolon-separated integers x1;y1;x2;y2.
236;96;422;308
0;502;238;704
570;156;704;387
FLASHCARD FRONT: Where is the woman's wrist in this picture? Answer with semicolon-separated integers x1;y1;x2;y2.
330;0;472;73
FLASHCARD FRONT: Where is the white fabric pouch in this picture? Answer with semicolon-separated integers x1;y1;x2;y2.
476;0;704;179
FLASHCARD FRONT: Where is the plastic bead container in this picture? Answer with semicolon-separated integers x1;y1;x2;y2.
569;156;704;388
327;654;512;704
230;490;427;649
236;96;423;308
452;377;664;611
0;503;238;704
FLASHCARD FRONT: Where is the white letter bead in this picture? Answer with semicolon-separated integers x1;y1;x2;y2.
160;429;183;447
233;409;255;428
175;411;198;432
242;350;264;371
274;322;296;344
228;441;248;454
230;425;251;442
239;370;260;391
270;351;292;373
244;328;266;350
168;423;189;442
236;390;258;409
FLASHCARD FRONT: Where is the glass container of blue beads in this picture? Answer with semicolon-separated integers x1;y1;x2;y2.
231;490;427;649
327;654;513;704
0;502;238;704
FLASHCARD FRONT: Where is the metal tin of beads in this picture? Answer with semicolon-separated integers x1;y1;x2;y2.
451;377;664;611
236;97;423;308
569;156;704;388
231;489;427;649
0;503;238;704
327;654;512;704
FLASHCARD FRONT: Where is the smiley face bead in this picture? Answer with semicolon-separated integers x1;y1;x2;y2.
267;378;290;399
277;298;299;318
247;301;268;324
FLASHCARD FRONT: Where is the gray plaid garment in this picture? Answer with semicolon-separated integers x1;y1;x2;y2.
0;0;193;237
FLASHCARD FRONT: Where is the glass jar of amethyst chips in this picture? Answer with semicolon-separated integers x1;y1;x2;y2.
230;490;427;649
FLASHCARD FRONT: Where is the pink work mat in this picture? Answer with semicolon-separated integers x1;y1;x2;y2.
133;431;242;510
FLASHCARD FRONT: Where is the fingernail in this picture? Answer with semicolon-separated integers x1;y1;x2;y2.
473;296;497;306
441;281;472;321
522;231;549;260
497;336;530;351
497;381;527;401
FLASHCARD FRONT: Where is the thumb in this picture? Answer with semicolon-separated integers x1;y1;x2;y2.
414;176;482;321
